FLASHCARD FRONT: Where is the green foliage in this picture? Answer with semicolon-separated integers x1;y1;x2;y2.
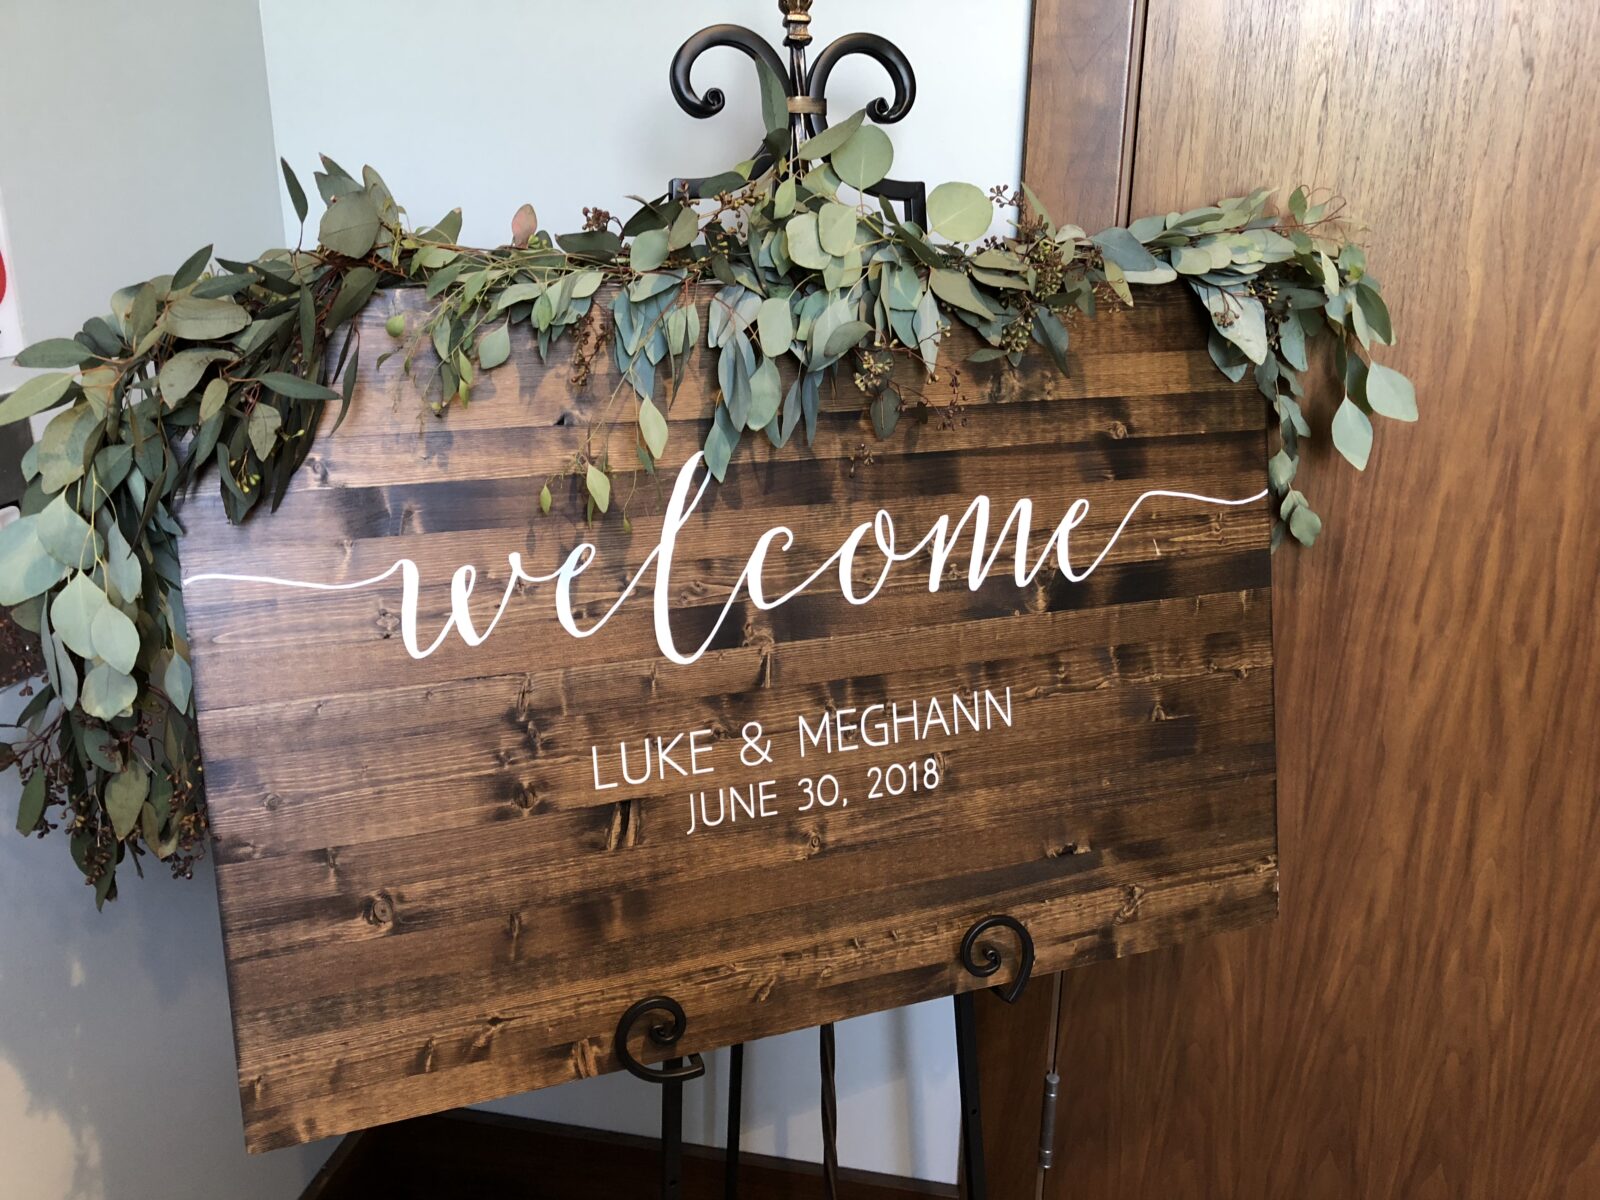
1;128;1410;906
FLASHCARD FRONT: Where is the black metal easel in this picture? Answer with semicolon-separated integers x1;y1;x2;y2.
613;5;1035;1196
667;0;927;226
614;995;707;1199
614;912;1035;1200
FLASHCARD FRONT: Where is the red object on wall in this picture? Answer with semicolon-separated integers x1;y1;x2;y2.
0;246;8;305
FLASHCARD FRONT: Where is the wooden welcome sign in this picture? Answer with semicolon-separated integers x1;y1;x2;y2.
180;283;1278;1150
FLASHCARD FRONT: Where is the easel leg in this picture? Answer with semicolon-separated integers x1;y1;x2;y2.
661;1061;683;1200
725;1042;745;1199
820;1023;840;1198
954;993;987;1200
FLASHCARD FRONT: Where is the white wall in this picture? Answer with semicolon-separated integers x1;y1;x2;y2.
261;0;1030;247
0;1;285;396
259;0;1029;1183
1;1;1031;1192
0;4;330;1199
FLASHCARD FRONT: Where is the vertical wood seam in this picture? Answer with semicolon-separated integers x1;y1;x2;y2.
1117;0;1151;226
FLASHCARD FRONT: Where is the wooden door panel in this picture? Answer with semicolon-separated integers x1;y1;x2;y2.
1042;2;1600;1196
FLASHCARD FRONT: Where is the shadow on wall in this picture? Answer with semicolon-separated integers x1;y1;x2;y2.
0;687;332;1200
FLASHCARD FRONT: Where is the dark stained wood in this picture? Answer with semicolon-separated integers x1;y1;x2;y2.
302;1108;955;1200
1042;1;1600;1197
179;281;1277;1152
1022;0;1145;231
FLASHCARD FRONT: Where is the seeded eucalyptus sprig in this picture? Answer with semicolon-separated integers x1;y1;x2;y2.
0;86;1410;904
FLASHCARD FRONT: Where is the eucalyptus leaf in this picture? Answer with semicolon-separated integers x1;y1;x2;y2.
1194;283;1268;364
669;204;700;252
105;763;149;840
1033;308;1070;375
832;125;893;191
36;494;101;571
36;403;98;491
318;190;381;258
15;338;95;369
16;772;46;836
158;348;233;408
819;202;857;258
478;323;512;370
1279;314;1308;371
163;652;193;712
1331;397;1373;470
0;517;71;605
248;405;282;459
927;182;992;242
1268;448;1298;492
774;176;797;219
0;372;76;427
871;386;901;438
630;226;670;272
823;320;872;359
930;268;994;319
1093;227;1161;273
1366;363;1417;422
798;110;866;161
51;573;109;659
1123;264;1178;285
165;296;250;340
171;244;214;292
639;397;670;459
757;296;794;357
702;403;740;481
786;213;829;271
103;520;141;605
746;357;782;430
1288;502;1322;546
1356;283;1393;345
199;377;229;423
257;372;339;401
756;59;789;141
281;157;309;225
585;463;611;513
90;604;140;674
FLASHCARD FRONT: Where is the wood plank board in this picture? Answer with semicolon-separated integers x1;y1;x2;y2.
178;283;1278;1151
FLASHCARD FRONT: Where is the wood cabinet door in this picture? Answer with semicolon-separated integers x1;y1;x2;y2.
997;1;1600;1197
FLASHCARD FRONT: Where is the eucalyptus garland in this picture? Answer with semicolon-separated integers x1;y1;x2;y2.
0;87;1413;905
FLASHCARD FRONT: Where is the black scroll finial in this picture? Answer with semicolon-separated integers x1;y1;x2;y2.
667;0;927;225
960;914;1036;1005
614;994;707;1083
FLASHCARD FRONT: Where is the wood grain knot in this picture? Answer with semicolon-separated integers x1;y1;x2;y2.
1114;884;1146;923
364;890;396;926
570;1037;602;1078
374;605;400;640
